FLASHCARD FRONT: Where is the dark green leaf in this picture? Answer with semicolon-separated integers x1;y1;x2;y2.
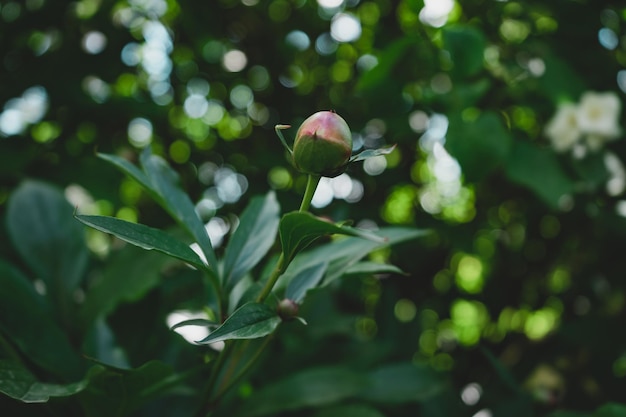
0;260;84;380
359;363;447;404
344;261;407;276
536;53;586;105
442;25;487;79
481;347;522;394
594;403;626;417
140;150;218;271
78;360;179;417
197;302;280;344
439;78;491;110
571;152;609;189
0;360;87;403
238;367;368;417
75;214;207;271
548;412;591;417
505;141;575;209
313;404;385;417
6;180;88;295
349;145;396;163
355;36;416;94
81;318;130;369
223;192;280;289
446;111;513;182
97;153;157;201
281;227;428;289
285;261;328;303
279;211;385;265
79;245;172;328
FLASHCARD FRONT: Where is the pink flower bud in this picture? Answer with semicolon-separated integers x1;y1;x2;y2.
292;111;353;178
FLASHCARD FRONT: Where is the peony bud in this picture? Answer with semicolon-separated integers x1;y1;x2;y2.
277;298;299;321
292;111;353;178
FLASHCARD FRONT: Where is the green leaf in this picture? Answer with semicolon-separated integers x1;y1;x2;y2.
359;363;447;404
6;180;88;297
75;214;207;271
536;52;586;105
0;360;88;403
446;111;513;182
505;141;575;209
223;192;280;290
571;152;609;189
281;227;428;289
548;412;591;417
279;211;386;265
238;367;368;417
78;245;172;329
81;318;130;369
594;403;626;417
78;360;179;417
197;302;280;344
442;25;487;79
97;153;157;201
344;261;406;276
313;404;385;417
349;145;396;163
355;36;416;94
481;347;522;394
169;318;218;331
275;124;294;154
0;260;84;380
140;150;218;270
285;261;328;303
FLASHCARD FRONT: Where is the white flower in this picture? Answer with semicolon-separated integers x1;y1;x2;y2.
577;91;621;139
545;91;623;154
545;103;581;152
605;151;626;196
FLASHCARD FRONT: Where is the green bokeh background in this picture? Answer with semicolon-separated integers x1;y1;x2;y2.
2;0;626;415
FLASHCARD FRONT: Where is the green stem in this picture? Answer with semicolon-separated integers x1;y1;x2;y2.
196;342;235;417
198;173;322;415
212;336;274;403
255;253;285;303
257;174;321;304
299;174;320;212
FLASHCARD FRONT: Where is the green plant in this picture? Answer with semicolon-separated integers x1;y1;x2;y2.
0;113;425;416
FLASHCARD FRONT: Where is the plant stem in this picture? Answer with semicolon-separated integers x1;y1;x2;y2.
196;342;235;417
212;336;274;403
299;174;320;212
255;253;285;303
199;173;322;415
257;174;320;304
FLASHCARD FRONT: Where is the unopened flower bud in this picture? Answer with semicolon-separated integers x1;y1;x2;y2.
292;111;352;178
277;298;299;321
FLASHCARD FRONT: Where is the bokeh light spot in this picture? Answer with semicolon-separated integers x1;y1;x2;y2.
222;49;247;72
230;85;254;109
317;0;343;8
455;254;484;294
394;299;417;322
331;13;362;43
82;31;107;54
128;117;153;148
169;140;191;164
286;30;311;51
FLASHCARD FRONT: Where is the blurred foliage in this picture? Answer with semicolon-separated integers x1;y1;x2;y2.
2;0;626;416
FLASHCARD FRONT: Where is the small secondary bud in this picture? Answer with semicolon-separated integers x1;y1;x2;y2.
292;111;352;178
277;298;299;321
